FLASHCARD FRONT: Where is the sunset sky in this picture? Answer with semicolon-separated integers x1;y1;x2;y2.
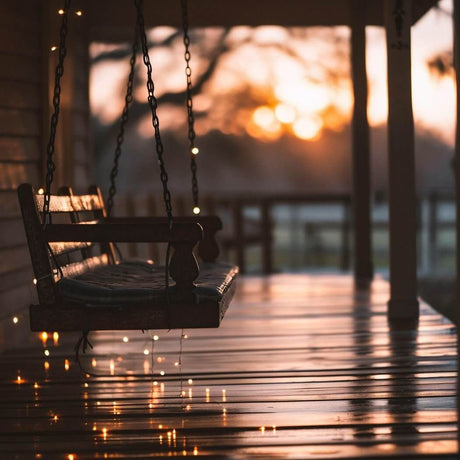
90;0;454;146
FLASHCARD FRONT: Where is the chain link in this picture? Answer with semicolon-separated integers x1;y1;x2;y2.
180;0;199;209
134;0;173;225
43;0;71;226
106;30;139;217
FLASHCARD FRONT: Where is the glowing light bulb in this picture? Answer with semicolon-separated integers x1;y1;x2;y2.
160;370;165;376
53;331;59;344
58;9;64;15
191;147;199;155
143;349;149;355
37;188;44;195
193;446;198;456
122;336;129;343
44;349;50;357
33;278;37;285
193;206;200;215
12;316;18;324
75;10;82;16
260;426;265;435
44;361;50;371
64;359;70;371
50;46;57;52
188;379;193;385
16;375;22;384
153;335;159;341
174;361;179;367
91;358;97;368
34;382;39;389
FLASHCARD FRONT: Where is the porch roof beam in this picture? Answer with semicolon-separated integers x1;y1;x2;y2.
85;0;438;41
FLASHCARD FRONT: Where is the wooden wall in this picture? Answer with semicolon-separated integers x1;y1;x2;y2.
0;0;91;349
0;0;42;348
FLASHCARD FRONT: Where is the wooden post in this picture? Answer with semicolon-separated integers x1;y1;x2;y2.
350;0;373;287
232;199;245;274
341;198;351;271
261;199;273;274
452;0;460;449
385;0;419;320
428;191;438;271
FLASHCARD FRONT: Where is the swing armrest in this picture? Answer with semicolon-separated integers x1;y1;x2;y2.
44;222;203;243
105;216;222;262
105;215;221;229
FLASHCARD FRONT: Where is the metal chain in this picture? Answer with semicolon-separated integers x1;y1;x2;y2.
107;29;139;217
180;0;199;210
43;0;72;226
134;0;173;224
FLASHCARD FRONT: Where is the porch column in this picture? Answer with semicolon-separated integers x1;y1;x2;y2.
350;0;373;287
453;0;460;445
384;0;419;320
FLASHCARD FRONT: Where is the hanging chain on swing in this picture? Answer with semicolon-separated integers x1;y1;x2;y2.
107;29;139;217
43;0;72;226
134;0;173;225
181;0;200;212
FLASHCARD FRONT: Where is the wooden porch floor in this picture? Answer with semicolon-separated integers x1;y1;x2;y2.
0;274;457;459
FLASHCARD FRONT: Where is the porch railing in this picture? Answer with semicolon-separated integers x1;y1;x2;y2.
114;190;455;275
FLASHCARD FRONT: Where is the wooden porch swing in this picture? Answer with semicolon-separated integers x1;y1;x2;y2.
18;0;238;332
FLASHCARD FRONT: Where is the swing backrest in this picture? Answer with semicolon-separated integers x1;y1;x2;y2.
18;183;115;305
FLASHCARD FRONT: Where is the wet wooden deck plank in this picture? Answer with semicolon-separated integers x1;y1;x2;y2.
0;274;457;458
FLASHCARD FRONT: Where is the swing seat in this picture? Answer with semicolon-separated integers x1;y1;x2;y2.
57;260;237;305
18;183;238;332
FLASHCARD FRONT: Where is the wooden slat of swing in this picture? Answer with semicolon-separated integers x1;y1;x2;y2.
34;193;104;212
58;254;109;280
44;221;203;243
18;183;238;332
48;241;94;256
29;281;235;331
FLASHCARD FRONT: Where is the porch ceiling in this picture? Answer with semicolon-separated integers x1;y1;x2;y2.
87;0;439;41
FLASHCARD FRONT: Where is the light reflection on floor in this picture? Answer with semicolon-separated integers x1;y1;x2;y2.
0;274;457;458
